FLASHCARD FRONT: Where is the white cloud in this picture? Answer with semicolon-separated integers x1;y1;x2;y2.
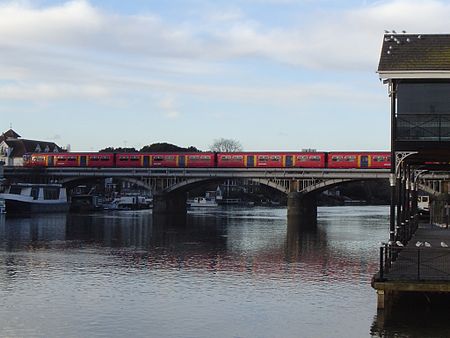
158;96;181;119
1;0;450;103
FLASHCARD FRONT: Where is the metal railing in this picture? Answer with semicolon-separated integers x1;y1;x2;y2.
396;114;450;141
378;245;450;281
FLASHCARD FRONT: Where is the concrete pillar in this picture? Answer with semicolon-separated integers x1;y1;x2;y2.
287;192;317;228
152;191;187;215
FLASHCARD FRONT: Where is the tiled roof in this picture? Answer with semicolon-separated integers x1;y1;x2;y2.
3;139;63;157
0;129;21;143
378;34;450;72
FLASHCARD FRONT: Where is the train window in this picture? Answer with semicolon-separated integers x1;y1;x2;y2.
165;156;175;160
57;157;66;161
259;156;269;161
201;156;211;160
154;156;163;161
190;156;200;160
297;155;307;161
101;156;110;161
130;156;140;161
310;156;321;161
344;156;356;162
270;156;280;161
90;156;99;161
221;156;231;160
332;156;342;162
119;156;129;161
232;155;243;160
68;157;77;161
35;156;45;162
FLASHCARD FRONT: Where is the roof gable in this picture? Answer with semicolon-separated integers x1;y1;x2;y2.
378;34;450;78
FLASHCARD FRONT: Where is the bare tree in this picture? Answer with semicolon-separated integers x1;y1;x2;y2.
209;138;243;152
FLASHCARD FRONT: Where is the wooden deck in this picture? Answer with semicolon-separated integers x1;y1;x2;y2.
373;224;450;308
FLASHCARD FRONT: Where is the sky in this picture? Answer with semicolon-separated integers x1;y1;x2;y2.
1;0;450;152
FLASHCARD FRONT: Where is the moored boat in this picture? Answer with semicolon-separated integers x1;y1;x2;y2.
187;196;218;208
0;183;69;214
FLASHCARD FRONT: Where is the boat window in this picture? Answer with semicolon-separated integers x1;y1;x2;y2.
43;187;60;200
31;187;39;200
9;186;21;194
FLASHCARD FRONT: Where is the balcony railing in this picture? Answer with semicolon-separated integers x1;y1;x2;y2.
396;114;450;141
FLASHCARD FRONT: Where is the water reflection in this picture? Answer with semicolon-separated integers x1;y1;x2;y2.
2;206;440;338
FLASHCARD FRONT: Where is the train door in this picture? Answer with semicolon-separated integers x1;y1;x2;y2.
47;155;54;166
285;155;293;167
178;155;186;167
143;156;150;168
360;155;369;168
80;156;87;167
246;155;255;167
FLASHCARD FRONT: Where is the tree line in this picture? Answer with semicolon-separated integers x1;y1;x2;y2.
99;138;243;153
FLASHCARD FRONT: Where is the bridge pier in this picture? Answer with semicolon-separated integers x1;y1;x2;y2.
152;192;187;215
287;192;317;228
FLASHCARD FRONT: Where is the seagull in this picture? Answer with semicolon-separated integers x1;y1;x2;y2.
441;241;448;248
424;242;431;247
392;30;397;34
402;30;407;34
396;241;404;247
416;241;423;247
384;30;390;33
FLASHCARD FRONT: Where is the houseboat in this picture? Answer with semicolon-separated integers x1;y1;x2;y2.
0;183;69;213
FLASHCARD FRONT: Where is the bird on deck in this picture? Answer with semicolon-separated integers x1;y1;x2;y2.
396;241;404;247
441;241;448;248
424;242;431;247
416;241;423;247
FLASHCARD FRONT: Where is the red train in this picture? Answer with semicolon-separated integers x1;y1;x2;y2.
23;152;390;169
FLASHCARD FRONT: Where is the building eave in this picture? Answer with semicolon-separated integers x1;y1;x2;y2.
378;71;450;80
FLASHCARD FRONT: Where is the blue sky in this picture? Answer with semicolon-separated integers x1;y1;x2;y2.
1;0;449;151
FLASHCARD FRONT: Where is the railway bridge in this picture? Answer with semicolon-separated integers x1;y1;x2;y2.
4;166;390;224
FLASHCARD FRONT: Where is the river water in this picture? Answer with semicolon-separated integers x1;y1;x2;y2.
0;206;447;338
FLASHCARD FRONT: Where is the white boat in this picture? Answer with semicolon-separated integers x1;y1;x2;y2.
104;195;152;211
187;196;218;208
0;183;69;214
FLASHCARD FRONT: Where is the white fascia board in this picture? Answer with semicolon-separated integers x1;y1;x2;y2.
378;71;450;80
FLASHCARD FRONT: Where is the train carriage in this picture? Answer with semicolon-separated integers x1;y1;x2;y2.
327;152;390;169
115;154;149;168
149;153;215;168
23;152;115;167
217;152;326;168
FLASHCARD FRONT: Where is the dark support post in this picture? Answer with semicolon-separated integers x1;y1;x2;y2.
389;79;397;245
379;246;384;280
